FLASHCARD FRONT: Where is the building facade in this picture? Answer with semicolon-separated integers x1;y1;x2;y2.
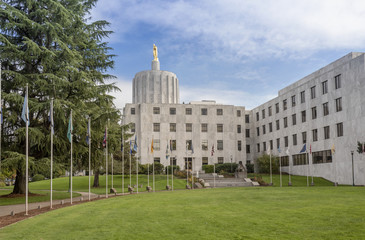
122;51;365;185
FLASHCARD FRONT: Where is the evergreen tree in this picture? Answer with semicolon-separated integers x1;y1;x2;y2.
0;0;119;194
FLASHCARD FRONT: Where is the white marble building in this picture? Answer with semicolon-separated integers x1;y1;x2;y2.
122;51;365;185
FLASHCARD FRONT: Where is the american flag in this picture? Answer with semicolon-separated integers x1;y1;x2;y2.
102;128;107;148
211;144;215;157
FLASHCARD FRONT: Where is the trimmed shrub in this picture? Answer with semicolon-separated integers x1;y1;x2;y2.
257;154;280;174
246;162;254;173
216;163;238;173
202;165;214;173
32;174;45;182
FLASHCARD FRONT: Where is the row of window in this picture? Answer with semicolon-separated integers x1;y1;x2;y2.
256;98;342;136
152;157;227;165
153;123;242;133
151;139;226;151
130;107;246;118
256;123;343;152
279;150;333;166
256;74;342;121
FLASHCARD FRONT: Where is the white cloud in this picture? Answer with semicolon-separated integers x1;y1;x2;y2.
91;0;365;60
107;77;132;110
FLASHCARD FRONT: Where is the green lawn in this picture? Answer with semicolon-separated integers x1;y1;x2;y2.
248;173;334;187
0;190;80;206
4;174;188;195
1;187;364;239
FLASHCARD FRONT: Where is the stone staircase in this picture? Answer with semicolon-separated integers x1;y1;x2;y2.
198;173;260;188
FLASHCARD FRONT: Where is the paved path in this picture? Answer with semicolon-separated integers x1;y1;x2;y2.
0;191;99;217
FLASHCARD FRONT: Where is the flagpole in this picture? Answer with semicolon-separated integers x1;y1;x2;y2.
88;117;91;201
70;109;73;204
213;160;216;188
136;156;138;194
311;149;314;186
25;84;29;215
105;125;108;198
306;152;309;187
122;127;124;195
269;151;272;185
279;152;282;187
50;99;53;208
0;62;2;174
287;149;292;186
129;143;131;189
147;138;149;189
171;157;174;191
111;153;114;189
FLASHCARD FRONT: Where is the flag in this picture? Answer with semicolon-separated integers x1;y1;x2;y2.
278;146;281;154
102;127;107;148
211;144;215;156
363;143;365;154
166;143;169;160
67;113;72;143
331;144;335;155
266;147;271;155
286;148;290;156
49;101;54;135
191;141;194;154
120;137;123;152
133;135;138;152
170;140;173;153
0;105;3;125
21;90;29;126
151;139;154;153
130;140;133;154
300;144;306;153
310;144;312;154
86;119;90;145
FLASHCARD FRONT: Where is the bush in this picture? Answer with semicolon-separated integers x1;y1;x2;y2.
32;174;45;182
246;162;254;173
202;165;214;173
167;165;180;173
257;154;279;174
216;163;238;174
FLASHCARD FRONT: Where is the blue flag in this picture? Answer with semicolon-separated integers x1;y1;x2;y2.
67;113;72;143
21;91;29;126
300;144;306;153
49;100;54;135
133;135;138;152
0;105;3;124
102;127;107;148
278;146;281;153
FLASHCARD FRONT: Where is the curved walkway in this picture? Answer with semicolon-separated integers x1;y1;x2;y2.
0;191;99;217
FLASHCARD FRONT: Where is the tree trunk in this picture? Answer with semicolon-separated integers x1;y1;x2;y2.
12;169;27;194
93;168;99;187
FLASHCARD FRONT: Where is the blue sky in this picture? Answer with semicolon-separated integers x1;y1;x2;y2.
90;0;365;110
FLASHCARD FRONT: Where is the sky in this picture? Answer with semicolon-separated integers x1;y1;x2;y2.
90;0;365;110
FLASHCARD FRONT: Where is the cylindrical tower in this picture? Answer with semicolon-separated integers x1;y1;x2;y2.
132;46;180;104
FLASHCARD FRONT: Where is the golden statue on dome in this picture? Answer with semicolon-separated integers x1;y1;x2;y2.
153;44;158;61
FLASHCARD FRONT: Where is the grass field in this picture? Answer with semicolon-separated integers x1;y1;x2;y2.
247;173;334;187
0;186;364;239
0;190;81;206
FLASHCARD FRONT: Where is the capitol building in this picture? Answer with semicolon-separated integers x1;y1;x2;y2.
122;48;365;185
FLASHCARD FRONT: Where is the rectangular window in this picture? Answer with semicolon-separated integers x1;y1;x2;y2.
201;123;208;132
154;157;160;163
280;156;289;166
246;129;250;138
301;110;306;123
263;142;267;152
300;91;305;103
245;114;250;123
337;122;343;137
131;108;135;115
293;153;308;166
153;139;160;151
335;97;342;112
170;140;176;150
262;125;266;135
335;74;341;89
291;95;296;107
270;140;273;150
292;114;297;126
323;102;329;116
186;123;192;132
312;129;318;142
311;86;316;99
170;107;176;115
324;126;330;139
313;150;332;164
202;140;208;151
185;108;192;115
238;140;242;151
276;138;280;149
256;127;260;136
217;124;223;133
257;143;260;153
217;140;223;150
268;106;272;116
169;123;176;132
186;140;192;150
217;109;223;115
131;123;135;133
256;112;259;121
202;157;208;165
153;123;160;132
153;107;160;114
311;107;317;119
276;120;280;130
218;157;224;164
269;122;273;132
275;103;279;113
201;108;207;115
302;131;307;144
284;136;288;147
246;145;251;154
283;99;287;110
322;80;328;94
293;134;297;146
262;109;265;119
284;117;288;128
237;110;241;117
237;125;241;133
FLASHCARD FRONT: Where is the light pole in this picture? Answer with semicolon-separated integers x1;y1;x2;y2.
351;151;354;186
230;155;233;173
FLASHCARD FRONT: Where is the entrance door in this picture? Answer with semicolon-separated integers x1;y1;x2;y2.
184;157;192;170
